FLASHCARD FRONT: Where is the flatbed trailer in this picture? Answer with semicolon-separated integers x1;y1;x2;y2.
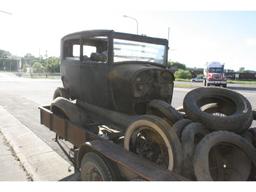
39;106;187;181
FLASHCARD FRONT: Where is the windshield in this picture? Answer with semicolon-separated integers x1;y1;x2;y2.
208;67;224;73
113;39;166;65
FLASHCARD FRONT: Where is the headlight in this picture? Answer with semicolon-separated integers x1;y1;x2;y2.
133;71;153;98
159;71;172;82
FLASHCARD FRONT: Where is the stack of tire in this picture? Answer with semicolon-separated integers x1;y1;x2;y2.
176;87;256;181
124;87;256;181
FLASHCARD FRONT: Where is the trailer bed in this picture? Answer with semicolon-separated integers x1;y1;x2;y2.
39;105;187;181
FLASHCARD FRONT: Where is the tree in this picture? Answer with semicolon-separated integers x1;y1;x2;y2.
168;61;186;70
24;53;36;59
238;67;245;73
0;49;11;58
32;62;45;73
174;69;192;79
22;53;38;68
45;57;60;73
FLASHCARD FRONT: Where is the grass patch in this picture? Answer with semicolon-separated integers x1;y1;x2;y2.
174;83;201;89
227;80;256;84
175;78;191;82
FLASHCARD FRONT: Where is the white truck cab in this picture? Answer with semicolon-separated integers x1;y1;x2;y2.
204;62;227;87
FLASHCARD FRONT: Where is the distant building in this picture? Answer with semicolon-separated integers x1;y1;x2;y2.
0;57;21;71
224;71;256;80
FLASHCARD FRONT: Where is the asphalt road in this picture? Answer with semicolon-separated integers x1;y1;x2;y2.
0;72;255;161
173;81;256;109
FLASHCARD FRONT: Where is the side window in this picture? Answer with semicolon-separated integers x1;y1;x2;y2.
62;36;109;63
72;44;80;58
82;36;108;63
63;39;80;60
82;45;97;60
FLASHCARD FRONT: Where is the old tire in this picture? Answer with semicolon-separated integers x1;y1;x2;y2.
253;110;256;120
183;87;253;133
181;122;209;179
173;119;192;139
53;87;70;100
194;131;256;181
124;115;183;173
147;100;183;126
249;128;256;147
80;152;117;181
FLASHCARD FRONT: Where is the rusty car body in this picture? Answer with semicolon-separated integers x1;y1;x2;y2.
60;30;174;115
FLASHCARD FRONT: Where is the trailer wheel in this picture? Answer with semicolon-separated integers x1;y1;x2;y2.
124;115;183;173
80;152;117;181
183;87;253;133
194;131;256;181
147;100;183;126
53;87;70;100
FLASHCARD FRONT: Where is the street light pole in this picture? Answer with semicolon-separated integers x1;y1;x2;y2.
123;15;139;35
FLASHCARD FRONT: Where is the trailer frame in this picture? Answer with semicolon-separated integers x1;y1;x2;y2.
39;105;187;181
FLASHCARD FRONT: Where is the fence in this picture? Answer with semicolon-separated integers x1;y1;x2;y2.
225;72;256;80
16;72;61;79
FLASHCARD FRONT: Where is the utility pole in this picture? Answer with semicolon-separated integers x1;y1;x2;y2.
168;27;170;45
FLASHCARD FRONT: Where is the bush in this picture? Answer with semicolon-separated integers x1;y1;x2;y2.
32;62;45;73
175;69;192;79
168;61;186;70
45;57;60;73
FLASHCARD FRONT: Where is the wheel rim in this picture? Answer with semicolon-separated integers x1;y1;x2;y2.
209;143;251;181
129;126;169;168
124;117;176;170
82;162;104;181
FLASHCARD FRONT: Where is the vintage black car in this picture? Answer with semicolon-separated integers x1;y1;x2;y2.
60;30;174;115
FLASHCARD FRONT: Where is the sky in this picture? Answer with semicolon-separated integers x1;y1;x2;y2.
1;0;256;71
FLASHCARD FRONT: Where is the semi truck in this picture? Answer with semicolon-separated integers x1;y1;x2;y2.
203;61;227;87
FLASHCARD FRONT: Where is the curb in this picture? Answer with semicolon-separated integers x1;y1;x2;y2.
0;106;73;181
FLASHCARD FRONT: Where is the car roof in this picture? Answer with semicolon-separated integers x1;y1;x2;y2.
61;30;168;46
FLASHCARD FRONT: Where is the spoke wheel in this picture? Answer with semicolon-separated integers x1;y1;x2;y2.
124;115;182;173
130;126;169;168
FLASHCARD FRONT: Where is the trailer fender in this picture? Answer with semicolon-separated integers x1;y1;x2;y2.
51;97;88;125
77;142;97;168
